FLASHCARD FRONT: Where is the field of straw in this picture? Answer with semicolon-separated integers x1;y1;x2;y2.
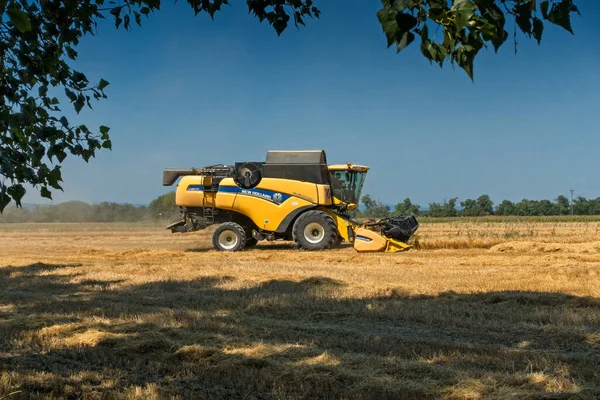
1;219;599;399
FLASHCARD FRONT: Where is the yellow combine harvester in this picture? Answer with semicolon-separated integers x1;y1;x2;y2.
162;150;418;252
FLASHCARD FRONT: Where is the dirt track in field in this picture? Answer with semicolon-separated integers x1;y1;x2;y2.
1;222;599;399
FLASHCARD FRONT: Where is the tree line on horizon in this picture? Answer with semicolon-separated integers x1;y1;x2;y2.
1;192;599;223
0;192;179;223
356;194;599;218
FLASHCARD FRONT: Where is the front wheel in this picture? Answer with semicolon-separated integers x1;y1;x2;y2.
212;222;247;251
292;210;337;250
332;235;344;248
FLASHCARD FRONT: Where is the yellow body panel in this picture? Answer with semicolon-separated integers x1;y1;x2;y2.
316;184;333;206
322;208;355;243
353;228;411;253
214;178;236;209
353;228;387;252
216;178;318;231
331;196;358;211
383;238;412;253
175;175;212;207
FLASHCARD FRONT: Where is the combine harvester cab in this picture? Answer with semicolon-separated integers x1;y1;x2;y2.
162;150;418;252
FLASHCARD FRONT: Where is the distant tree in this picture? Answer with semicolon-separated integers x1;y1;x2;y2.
428;197;457;217
537;199;559;216
495;200;516;216
573;196;589;215
393;198;420;216
460;198;478;216
359;194;391;219
361;194;376;211
589;198;600;215
556;195;571;215
476;194;494;216
148;192;179;220
444;197;458;217
515;199;545;216
0;199;154;223
0;204;30;223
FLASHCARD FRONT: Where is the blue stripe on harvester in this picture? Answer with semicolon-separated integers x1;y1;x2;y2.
218;185;291;205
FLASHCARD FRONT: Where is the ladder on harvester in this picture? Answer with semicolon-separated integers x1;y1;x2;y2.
202;193;216;225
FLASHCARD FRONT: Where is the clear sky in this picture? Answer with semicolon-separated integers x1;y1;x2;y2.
23;0;600;207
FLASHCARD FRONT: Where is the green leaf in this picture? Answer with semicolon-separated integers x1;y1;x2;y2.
547;0;574;34
98;79;110;91
429;3;445;20
419;25;433;64
48;167;63;190
102;139;112;149
65;46;78;59
430;43;448;66
65;88;77;102
443;28;456;53
377;8;398;48
390;0;413;12
7;184;26;206
457;44;476;81
55;149;67;163
38;85;48;97
99;125;110;138
486;4;505;25
7;7;32;33
273;19;287;35
490;29;508;52
395;13;417;34
396;31;415;53
540;1;550;19
533;17;544;44
74;95;85;113
515;3;532;36
0;186;10;213
452;0;475;30
40;187;53;200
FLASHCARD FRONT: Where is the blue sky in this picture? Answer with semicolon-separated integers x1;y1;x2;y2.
23;0;600;207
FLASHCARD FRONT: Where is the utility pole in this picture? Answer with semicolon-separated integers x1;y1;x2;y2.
570;189;574;216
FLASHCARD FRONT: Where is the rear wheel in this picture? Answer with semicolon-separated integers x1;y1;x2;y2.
292;210;337;250
212;222;247;252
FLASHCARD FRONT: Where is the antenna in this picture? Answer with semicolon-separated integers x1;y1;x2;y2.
569;189;574;216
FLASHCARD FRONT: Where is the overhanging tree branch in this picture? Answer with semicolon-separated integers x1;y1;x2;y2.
0;0;580;212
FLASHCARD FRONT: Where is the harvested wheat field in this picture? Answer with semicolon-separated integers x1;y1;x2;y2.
1;219;600;399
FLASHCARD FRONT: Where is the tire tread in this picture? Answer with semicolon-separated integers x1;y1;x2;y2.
292;210;337;251
212;222;247;251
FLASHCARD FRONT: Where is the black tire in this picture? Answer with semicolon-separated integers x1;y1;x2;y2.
332;235;344;248
292;210;337;250
212;222;247;252
243;227;258;249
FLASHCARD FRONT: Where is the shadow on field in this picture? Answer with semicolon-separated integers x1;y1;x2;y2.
186;242;355;252
1;263;599;399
